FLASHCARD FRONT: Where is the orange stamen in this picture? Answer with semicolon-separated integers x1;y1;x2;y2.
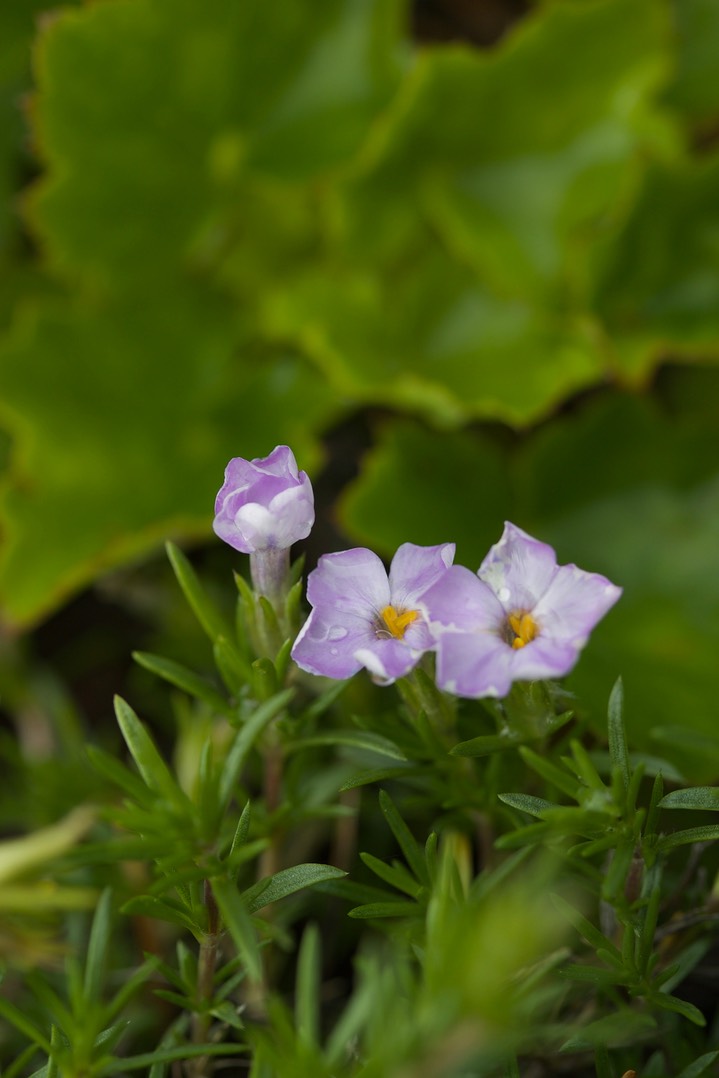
381;605;419;640
508;611;538;649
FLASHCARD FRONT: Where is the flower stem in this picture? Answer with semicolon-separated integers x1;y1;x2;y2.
249;548;290;616
400;663;456;739
188;881;220;1078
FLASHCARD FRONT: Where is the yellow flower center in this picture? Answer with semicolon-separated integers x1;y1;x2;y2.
508;611;538;649
379;605;419;640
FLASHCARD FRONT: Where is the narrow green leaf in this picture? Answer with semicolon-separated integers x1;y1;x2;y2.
556;964;629;986
302;678;350;720
274;637;293;684
86;745;153;804
567;739;605;791
209;1000;244;1031
498;793;557;818
133;651;227;713
560;1009;656;1049
659;787;719;811
348;901;419;919
651;992;706;1026
450;730;524;757
288;731;407;761
675;1050;719;1078
601;841;635;904
607;676;629;791
4;1045;40;1078
518;746;579;798
295;923;320;1046
229;802;252;862
103;1043;248;1071
166;541;231;642
551;894;623;963
211;877;262;983
114;696;188;811
84;887;112;1005
120;896;199;935
378;790;428;885
243;863;347;914
219;688;294;808
104;957;162;1023
0;996;52;1054
359;852;422;898
214;636;252;694
339;765;417;791
658;824;719;852
645;772;665;836
637;865;662;974
252;656;279;700
658;941;711;996
495;821;555;849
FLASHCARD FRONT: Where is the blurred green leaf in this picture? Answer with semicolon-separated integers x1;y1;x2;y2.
594;157;719;376
663;0;719;126
339;419;512;566
133;651;227;713
30;0;407;286
0;298;337;627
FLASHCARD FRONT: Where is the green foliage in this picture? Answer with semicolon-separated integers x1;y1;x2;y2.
2;0;719;636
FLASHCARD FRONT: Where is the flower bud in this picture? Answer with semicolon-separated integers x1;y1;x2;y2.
213;445;314;554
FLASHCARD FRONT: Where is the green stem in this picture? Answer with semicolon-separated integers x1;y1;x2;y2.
188;881;220;1078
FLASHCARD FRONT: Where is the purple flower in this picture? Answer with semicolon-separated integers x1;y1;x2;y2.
420;522;622;698
213;446;314;554
291;542;455;683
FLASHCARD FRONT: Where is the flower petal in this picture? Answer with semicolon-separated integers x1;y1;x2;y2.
354;639;421;684
419;565;505;633
435;632;514;698
478;522;558;612
291;606;375;679
258;444;301;480
388;542;455;609
532;563;622;647
306;549;391;618
507;636;580;681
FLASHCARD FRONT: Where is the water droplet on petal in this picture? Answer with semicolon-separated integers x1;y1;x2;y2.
498;586;510;603
330;647;338;655
328;626;348;641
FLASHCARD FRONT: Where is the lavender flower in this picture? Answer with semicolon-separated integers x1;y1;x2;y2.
213;445;314;555
420;523;622;698
291;542;455;683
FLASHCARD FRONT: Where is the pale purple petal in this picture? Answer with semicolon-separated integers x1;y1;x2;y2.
259;444;301;480
419;565;505;634
354;638;422;683
532;564;623;647
306;549;391;618
291;606;375;679
388;542;455;609
478;522;558;612
507;636;580;682
435;632;514;698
